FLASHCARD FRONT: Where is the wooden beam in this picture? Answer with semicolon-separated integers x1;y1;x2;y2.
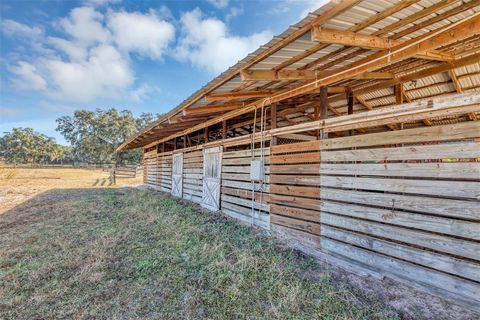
352;53;480;97
350;72;395;80
242;68;396;82
183;104;242;115
311;27;454;61
205;90;273;101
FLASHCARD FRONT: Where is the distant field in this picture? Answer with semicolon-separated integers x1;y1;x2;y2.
0;167;142;214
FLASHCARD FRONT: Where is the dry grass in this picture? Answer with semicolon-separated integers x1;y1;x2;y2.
0;168;399;319
0;167;142;214
0;188;398;319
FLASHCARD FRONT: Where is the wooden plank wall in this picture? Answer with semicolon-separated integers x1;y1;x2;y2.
269;121;480;309
158;152;172;193
221;148;270;229
183;149;203;203
319;121;480;308
143;149;158;189
270;141;322;251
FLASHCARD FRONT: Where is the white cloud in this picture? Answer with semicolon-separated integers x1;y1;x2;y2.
175;9;272;74
8;61;48;91
58;6;110;45
1;19;42;38
47;36;87;61
5;6;173;102
107;10;175;59
206;0;229;9
42;44;134;101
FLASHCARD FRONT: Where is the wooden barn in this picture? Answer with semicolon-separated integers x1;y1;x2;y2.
118;0;480;312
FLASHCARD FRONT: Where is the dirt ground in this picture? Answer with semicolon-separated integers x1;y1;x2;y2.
0;167;477;319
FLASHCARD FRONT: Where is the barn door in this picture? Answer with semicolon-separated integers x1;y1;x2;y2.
201;146;223;211
171;153;183;197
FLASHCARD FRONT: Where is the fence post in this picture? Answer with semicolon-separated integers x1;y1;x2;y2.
111;164;116;185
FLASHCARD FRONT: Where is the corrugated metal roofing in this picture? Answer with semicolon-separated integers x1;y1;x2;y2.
120;0;480;150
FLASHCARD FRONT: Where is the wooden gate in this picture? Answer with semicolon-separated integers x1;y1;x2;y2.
201;146;223;211
171;152;183;197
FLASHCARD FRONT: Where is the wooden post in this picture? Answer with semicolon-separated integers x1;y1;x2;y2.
395;84;404;129
183;134;187;148
204;126;209;143
314;97;320;139
319;86;328;139
173;137;177;151
347;90;354;136
222;120;227;140
271;104;277;145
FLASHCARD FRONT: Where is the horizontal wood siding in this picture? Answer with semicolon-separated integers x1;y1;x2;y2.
143;149;159;189
269;122;480;310
183;150;203;203
318;124;480;308
158;152;172;193
270;141;321;250
220;148;270;229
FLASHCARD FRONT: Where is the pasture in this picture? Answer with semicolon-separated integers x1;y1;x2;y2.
0;168;473;319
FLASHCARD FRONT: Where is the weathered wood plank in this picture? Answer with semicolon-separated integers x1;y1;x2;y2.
271;214;320;235
321;142;480;162
270;204;319;222
320;121;480;150
320;176;480;199
321;238;480;306
221;187;271;202
270;164;321;174
321;188;480;220
320;162;480;179
321;213;480;260
222;195;269;211
271;153;321;164
271;175;320;186
269;194;321;210
321;200;480;240
270;185;320;198
321;225;480;282
271;140;321;154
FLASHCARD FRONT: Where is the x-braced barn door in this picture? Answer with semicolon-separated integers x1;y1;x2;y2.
171;152;183;197
201;146;223;211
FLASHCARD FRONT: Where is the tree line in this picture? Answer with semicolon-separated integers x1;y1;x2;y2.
0;108;161;165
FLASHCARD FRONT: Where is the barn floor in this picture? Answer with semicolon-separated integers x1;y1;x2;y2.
0;169;476;319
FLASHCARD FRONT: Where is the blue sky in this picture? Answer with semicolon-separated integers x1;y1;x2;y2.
0;0;325;144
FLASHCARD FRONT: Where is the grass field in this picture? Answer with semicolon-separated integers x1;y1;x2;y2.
0;168;471;319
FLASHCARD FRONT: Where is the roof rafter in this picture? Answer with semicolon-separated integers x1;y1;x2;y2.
311;27;454;61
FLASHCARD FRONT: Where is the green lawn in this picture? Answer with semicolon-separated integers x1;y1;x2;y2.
0;187;399;319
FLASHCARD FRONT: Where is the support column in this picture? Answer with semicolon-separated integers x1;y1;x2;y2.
395;84;404;129
271;104;277;145
204;126;209;143
222;120;227;140
347;90;354;136
319;86;328;139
